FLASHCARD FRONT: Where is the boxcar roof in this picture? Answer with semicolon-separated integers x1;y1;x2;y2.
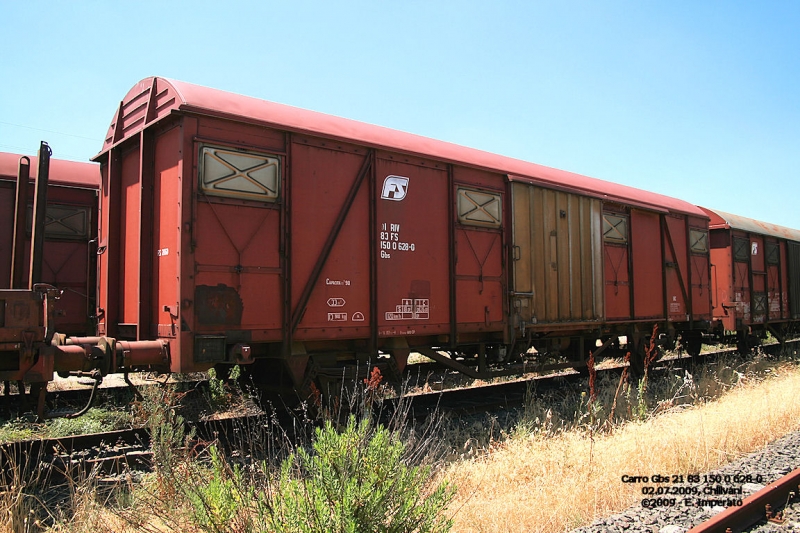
0;152;99;189
98;76;707;218
700;207;800;242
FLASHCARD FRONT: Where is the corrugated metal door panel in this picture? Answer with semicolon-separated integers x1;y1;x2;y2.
512;182;533;297
541;188;559;320
579;198;595;318
590;201;604;319
788;241;800;319
511;182;602;324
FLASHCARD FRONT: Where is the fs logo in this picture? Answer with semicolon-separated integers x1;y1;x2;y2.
380;175;409;201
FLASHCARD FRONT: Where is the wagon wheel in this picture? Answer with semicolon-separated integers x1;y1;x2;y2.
736;330;759;355
572;337;594;377
682;333;703;359
627;332;646;378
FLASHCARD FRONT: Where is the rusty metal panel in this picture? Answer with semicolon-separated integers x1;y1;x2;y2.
511;182;602;325
788;242;800;319
0;290;45;343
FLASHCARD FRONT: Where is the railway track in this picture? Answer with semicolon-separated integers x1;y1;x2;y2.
689;467;800;532
2;340;797;489
570;418;800;533
0;413;290;485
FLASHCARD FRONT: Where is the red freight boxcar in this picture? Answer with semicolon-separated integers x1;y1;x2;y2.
0;152;99;336
91;77;712;394
701;207;800;351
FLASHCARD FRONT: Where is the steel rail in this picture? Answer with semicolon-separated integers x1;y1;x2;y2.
688;467;800;533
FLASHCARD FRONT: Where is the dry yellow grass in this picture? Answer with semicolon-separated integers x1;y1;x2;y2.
444;363;800;532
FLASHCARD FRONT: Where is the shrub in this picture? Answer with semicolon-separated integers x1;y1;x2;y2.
186;445;254;532
261;415;454;533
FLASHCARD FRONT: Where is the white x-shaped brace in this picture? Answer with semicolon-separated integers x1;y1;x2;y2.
604;216;626;241
205;153;278;196
461;194;500;223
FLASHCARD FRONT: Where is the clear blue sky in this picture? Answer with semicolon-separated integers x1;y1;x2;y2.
1;1;798;228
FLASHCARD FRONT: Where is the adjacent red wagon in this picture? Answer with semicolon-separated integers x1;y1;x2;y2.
89;76;714;392
701;207;800;350
0;152;99;336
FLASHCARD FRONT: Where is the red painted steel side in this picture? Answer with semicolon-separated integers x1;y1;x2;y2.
375;156;451;339
94;78;721;378
290;141;372;339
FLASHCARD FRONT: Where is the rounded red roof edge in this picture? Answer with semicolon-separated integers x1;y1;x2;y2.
0;152;99;189
700;206;800;242
98;76;706;218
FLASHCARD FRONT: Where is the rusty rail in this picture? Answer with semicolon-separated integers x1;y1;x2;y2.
688;467;800;533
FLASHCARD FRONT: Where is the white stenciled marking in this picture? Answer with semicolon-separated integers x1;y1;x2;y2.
385;299;429;320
